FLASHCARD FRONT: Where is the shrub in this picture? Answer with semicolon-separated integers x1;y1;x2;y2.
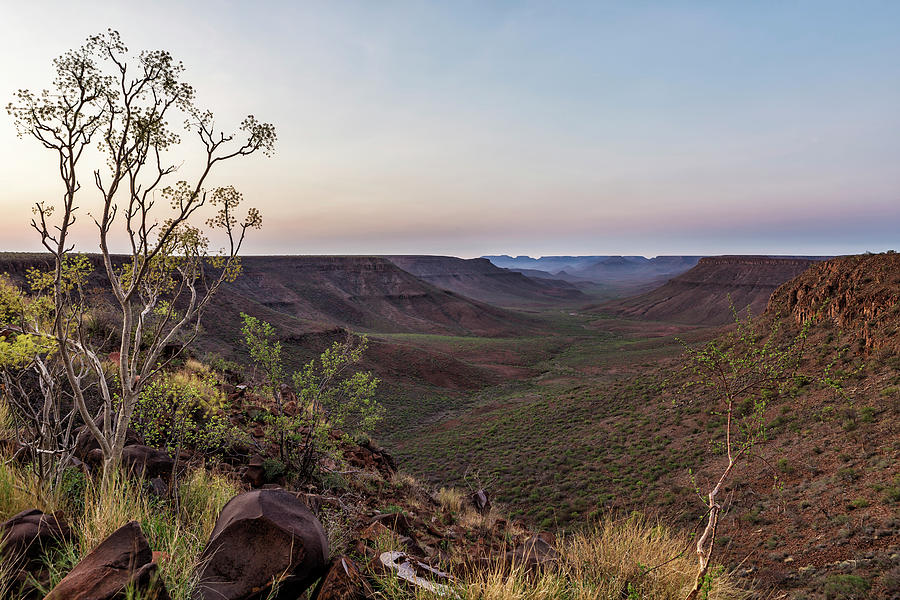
823;574;870;599
241;313;382;482
131;362;237;456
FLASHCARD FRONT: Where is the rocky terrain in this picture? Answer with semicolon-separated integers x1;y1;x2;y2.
230;255;538;337
2;251;899;599
598;256;824;325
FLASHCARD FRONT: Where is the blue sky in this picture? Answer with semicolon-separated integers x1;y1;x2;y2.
0;1;898;257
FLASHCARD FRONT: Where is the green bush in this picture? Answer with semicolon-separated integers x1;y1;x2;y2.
823;574;870;599
131;361;237;455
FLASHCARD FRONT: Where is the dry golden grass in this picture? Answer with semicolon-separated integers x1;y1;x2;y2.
0;398;64;519
436;486;465;513
79;469;150;552
177;467;239;540
374;514;751;600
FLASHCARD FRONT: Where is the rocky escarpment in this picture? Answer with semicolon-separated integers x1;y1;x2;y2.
768;252;900;352
231;256;536;337
384;255;587;307
597;256;823;325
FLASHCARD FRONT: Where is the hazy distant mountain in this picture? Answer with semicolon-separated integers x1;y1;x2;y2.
384;256;587;307
485;255;702;286
483;255;611;273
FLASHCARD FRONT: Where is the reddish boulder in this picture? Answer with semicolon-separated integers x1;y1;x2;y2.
194;489;329;600
310;555;373;600
73;425;142;461
241;454;265;488
0;509;71;563
45;521;168;600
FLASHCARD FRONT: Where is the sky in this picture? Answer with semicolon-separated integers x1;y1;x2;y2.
0;1;898;258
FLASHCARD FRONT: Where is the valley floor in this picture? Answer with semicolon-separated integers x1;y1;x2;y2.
371;309;900;598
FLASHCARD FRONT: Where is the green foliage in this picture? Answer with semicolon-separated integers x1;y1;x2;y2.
262;458;287;482
677;310;809;459
131;361;236;455
240;313;284;396
240;314;382;482
823;574;870;599
0;275;56;368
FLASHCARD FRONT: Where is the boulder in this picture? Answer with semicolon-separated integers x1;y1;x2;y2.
0;509;71;563
310;555;373;600
45;521;168;600
121;445;174;479
194;489;329;600
241;454;265;488
73;425;142;461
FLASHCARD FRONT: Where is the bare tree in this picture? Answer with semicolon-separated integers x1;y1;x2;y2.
4;30;275;472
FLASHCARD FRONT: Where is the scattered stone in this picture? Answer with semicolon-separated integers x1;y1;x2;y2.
310;555;374;600
194;489;329;600
0;509;71;563
369;512;413;537
45;521;168;600
73;425;141;461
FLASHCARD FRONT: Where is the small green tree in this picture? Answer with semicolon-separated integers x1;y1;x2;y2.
678;311;809;600
240;313;382;481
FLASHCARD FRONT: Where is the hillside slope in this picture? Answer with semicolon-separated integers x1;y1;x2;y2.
769;252;900;354
231;256;536;337
598;256;821;325
384;255;587;307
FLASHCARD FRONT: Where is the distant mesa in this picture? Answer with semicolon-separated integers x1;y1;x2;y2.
596;256;826;325
384;255;587;307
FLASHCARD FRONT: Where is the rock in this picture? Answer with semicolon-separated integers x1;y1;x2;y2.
310;555;374;600
45;521;169;600
345;440;397;477
470;489;491;515
241;454;266;488
368;512;414;537
506;535;557;572
73;425;141;461
194;489;329;600
121;445;174;479
149;477;169;498
0;509;71;563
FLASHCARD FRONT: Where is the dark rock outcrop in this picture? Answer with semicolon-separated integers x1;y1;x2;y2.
310;555;373;600
45;521;168;600
0;509;71;563
241;454;266;488
121;445;174;479
194;489;329;600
